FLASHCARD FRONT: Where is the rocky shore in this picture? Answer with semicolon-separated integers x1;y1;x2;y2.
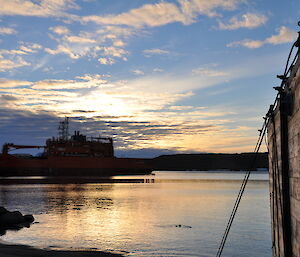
0;207;123;257
0;241;124;257
0;207;35;236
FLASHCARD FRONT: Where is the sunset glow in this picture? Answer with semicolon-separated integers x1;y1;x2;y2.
0;0;298;156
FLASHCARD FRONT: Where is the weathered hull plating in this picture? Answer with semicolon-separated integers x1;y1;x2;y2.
0;155;153;176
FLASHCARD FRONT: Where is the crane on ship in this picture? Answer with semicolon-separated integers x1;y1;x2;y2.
1;143;44;155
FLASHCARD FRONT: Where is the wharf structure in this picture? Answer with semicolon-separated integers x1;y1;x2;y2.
267;33;300;257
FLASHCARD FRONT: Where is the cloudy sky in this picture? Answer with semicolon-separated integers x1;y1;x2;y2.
0;0;299;157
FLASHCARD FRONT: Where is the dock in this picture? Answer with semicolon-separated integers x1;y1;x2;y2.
267;34;300;257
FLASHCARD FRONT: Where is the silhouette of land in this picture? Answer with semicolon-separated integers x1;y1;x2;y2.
151;152;268;171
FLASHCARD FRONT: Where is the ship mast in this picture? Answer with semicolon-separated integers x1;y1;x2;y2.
58;117;69;140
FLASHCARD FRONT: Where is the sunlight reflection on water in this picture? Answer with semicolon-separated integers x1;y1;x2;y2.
0;171;271;257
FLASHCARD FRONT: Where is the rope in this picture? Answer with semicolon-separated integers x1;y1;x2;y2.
270;114;284;256
215;23;300;257
215;121;267;257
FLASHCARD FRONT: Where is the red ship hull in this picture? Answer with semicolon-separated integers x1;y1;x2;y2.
0;154;153;176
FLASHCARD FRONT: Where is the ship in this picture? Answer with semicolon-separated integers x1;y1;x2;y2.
0;118;153;176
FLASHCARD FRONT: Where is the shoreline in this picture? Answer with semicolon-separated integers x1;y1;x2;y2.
0;240;124;257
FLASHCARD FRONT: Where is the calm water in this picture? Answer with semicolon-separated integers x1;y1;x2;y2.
0;171;272;257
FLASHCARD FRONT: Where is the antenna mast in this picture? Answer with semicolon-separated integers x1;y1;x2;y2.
58;117;69;140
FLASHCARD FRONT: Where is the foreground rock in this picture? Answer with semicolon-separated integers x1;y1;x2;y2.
0;207;34;227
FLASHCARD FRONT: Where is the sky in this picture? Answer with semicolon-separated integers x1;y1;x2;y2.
0;0;299;157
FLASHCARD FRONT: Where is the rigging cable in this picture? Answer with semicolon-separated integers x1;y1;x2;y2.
215;25;300;257
215;120;267;257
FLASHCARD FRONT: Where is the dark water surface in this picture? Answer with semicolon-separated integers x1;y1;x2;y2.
0;171;272;257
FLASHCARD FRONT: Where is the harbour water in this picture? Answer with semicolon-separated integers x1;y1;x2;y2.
0;171;272;257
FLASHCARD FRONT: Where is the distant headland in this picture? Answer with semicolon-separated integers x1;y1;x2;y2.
151;152;268;171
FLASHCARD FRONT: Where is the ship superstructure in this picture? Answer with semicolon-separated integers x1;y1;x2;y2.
45;117;114;158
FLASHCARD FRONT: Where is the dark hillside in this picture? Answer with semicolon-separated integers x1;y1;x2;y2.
152;152;268;171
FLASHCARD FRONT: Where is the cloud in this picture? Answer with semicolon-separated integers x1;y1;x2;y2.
96;46;127;58
0;0;79;18
0;55;31;71
0;104;257;154
75;74;108;80
42;1;240;64
0;42;42;71
98;57;115;65
218;13;267;30
0;79;32;88
0;72;197;117
227;39;264;49
0;60;268;153
143;48;170;57
46;27;130;62
65;35;96;44
45;44;81;59
0;109;63;148
153;68;164;72
116;72;222;95
178;0;239;19
0;106;227;155
82;0;240;28
50;26;70;35
2;87;76;98
113;40;125;47
0;94;18;101
265;26;297;45
19;46;36;53
51;0;239;66
0;94;19;108
115;148;181;158
0;1;243;70
227;26;298;48
192;67;228;77
96;26;136;39
132;69;145;75
32;79;76;90
0;80;194;125
19;43;42;53
31;77;107;90
0;43;42;57
169;105;201;110
0;27;17;35
82;2;188;28
1;51;285;117
0;49;28;55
